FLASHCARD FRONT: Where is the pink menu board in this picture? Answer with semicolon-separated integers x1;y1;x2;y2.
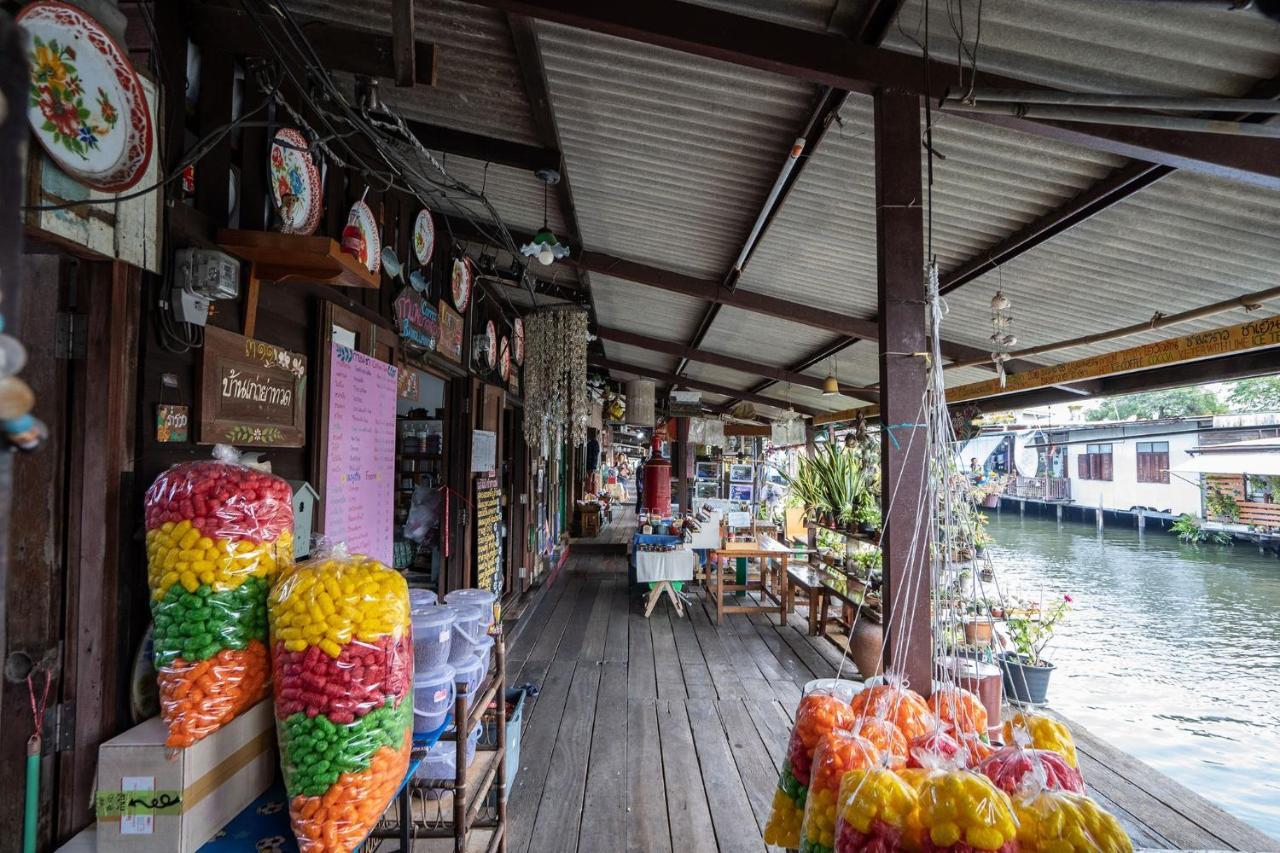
323;343;398;566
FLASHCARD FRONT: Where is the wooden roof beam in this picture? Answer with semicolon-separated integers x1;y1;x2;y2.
588;356;823;417
405;120;560;174
595;326;878;402
185;1;438;86
465;0;1280;188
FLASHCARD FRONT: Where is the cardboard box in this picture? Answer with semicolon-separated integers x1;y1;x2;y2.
95;699;276;852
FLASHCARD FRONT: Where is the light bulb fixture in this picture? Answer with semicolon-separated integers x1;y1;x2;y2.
521;173;571;266
821;356;839;396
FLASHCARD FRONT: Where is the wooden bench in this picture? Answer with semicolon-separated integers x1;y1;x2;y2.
785;563;828;636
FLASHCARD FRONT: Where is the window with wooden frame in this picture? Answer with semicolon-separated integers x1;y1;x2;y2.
1245;474;1277;503
1136;441;1170;484
1077;443;1114;481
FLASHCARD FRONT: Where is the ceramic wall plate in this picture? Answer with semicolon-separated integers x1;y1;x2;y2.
485;320;498;369
513;316;525;366
347;200;381;274
269;128;321;235
413;209;435;266
20;1;154;192
452;258;472;312
499;336;511;381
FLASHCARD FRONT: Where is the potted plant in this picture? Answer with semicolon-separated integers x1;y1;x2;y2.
999;593;1072;704
1205;487;1241;523
969;472;1009;509
856;500;881;536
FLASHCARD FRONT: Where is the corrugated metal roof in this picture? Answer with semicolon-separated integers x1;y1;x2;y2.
601;340;680;374
935;168;1280;364
535;21;817;279
591;273;707;353
884;0;1280;97
426;153;567;237
288;0;541;144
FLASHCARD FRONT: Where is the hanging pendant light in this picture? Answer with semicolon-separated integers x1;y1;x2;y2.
521;170;571;266
821;355;839;396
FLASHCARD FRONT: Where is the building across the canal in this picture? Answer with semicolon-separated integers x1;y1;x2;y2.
964;413;1280;530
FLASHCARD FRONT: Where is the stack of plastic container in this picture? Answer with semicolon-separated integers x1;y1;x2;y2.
409;604;456;735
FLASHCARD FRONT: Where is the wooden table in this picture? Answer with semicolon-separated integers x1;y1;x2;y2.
786;562;829;636
705;538;790;625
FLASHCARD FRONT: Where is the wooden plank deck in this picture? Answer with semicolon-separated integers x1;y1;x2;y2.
569;505;636;551
494;554;1278;853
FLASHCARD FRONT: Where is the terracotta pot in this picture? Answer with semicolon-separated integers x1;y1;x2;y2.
964;618;995;646
981;493;1000;508
851;613;884;680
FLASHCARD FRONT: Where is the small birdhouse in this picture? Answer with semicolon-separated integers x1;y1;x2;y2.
288;480;319;561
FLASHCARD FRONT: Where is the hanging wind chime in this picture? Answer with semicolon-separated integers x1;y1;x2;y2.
989;280;1016;388
522;307;589;457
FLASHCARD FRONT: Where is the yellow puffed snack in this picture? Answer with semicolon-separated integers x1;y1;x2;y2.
834;767;919;850
1004;711;1079;769
909;769;1018;852
1014;789;1133;852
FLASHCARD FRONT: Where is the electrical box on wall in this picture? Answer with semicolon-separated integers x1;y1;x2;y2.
171;248;241;327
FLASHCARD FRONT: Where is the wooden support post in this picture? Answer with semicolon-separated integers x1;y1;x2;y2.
1056;504;1063;523
804;425;817;551
1097;497;1105;531
874;89;932;696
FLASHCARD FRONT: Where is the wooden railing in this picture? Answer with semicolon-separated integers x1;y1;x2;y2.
1005;475;1071;501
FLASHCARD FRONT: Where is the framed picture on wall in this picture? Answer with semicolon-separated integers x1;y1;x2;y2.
728;463;754;483
695;480;720;499
729;483;753;502
695;461;720;480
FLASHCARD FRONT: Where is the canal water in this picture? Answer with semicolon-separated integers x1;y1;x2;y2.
986;512;1280;839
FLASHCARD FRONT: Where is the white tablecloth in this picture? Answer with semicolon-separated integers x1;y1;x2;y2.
635;548;698;582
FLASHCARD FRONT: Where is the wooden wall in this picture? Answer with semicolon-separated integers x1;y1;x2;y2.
1205;474;1280;529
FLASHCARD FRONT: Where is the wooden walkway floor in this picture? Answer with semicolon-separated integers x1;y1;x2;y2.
568;505;636;551
500;554;1278;853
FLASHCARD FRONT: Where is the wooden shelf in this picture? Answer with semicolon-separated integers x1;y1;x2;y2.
401;451;442;459
807;522;880;544
217;229;380;289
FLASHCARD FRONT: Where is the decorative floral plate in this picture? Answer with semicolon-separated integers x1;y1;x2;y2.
269;128;321;235
20;1;153;192
485;321;498;370
513;317;525;366
452;258;472;312
347;200;380;274
413;209;435;266
499;336;511;381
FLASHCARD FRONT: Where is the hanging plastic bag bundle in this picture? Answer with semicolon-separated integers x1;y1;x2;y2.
798;731;880;853
927;685;989;739
1012;787;1132;852
834;767;921;852
851;678;937;741
269;545;413;853
1003;711;1079;769
764;691;856;849
853;717;909;770
976;746;1084;796
905;750;1019;853
144;444;294;747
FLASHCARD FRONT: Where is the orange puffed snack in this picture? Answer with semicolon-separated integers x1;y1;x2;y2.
158;640;270;748
800;732;880;852
928;685;989;737
853;716;908;770
289;732;411;852
851;682;935;741
796;693;859;752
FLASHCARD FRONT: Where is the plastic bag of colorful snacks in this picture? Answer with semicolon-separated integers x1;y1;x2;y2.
977;745;1085;796
763;691;856;848
908;762;1019;852
799;731;880;852
1012;787;1132;852
1004;710;1079;769
927;685;988;737
851;679;936;741
144;444;294;747
269;544;413;853
834;766;921;851
852;716;908;770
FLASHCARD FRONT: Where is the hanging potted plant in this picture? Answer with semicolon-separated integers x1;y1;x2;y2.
999;593;1072;704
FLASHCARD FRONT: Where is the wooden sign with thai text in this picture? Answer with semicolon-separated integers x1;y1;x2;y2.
198;326;307;446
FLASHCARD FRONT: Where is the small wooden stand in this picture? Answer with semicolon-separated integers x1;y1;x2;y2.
643;580;685;618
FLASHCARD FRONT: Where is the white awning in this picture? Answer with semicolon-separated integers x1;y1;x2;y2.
1172;452;1280;476
956;434;1005;470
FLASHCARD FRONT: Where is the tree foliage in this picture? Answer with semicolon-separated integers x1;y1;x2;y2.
1224;376;1280;414
1086;387;1225;421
